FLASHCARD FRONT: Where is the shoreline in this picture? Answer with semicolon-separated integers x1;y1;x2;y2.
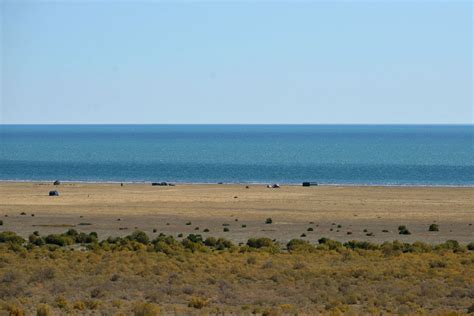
1;179;473;188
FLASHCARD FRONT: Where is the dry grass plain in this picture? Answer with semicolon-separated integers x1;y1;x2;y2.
0;182;473;315
0;182;472;244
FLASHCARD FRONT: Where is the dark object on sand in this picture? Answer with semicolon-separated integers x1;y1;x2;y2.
20;212;26;215
152;182;173;186
267;184;280;188
53;180;60;185
121;183;123;187
245;185;249;189
49;190;59;196
302;182;318;187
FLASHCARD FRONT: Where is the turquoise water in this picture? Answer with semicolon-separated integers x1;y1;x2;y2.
0;125;472;185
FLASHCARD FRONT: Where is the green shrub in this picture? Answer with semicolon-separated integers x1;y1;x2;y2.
203;228;209;232
29;234;45;246
436;240;461;251
428;223;439;232
186;234;203;243
223;227;229;232
344;240;379;250
128;231;150;244
65;229;79;237
0;231;25;244
287;239;316;252
307;227;313;231
215;238;234;250
318;237;342;250
241;224;247;228
0;220;3;225
181;238;207;252
247;237;274;248
45;234;74;246
398;225;411;235
204;237;217;247
467;242;474;251
265;218;273;224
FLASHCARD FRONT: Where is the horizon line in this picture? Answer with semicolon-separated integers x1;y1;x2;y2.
1;123;473;126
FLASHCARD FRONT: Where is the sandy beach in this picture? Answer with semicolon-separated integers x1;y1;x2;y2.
0;182;472;244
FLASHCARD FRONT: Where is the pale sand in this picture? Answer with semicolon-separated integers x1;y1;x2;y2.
0;182;473;244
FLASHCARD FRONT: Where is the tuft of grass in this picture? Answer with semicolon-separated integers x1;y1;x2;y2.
188;297;209;309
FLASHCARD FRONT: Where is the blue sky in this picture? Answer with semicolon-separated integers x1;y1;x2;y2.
1;1;472;124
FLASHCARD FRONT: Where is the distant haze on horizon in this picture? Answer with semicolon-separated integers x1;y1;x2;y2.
1;1;472;124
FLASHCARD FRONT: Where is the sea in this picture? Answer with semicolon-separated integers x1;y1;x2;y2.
0;125;472;186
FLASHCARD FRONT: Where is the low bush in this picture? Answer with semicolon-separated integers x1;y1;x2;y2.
398;225;411;235
29;234;45;246
287;239;316;252
318;237;342;250
128;231;150;244
0;231;25;244
429;224;439;232
45;234;74;246
344;240;379;250
265;218;273;224
247;237;274;249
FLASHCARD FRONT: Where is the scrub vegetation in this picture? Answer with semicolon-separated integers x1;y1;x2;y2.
0;230;473;315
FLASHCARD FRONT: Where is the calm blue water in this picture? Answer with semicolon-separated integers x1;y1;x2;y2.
0;125;472;185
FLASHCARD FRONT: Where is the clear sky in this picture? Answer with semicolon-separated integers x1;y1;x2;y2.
1;1;472;124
